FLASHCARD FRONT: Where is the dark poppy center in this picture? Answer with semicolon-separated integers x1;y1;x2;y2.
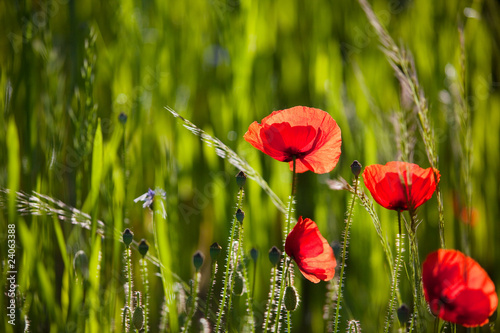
261;122;320;161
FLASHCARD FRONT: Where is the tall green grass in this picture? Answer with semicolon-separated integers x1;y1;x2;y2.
1;0;499;331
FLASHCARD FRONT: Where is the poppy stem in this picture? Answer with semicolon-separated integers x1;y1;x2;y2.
398;210;402;236
274;257;291;332
433;316;439;333
215;188;244;332
333;176;358;332
263;265;279;332
384;230;404;333
285;156;297;238
204;260;217;319
181;271;200;333
125;246;133;332
141;257;150;333
237;224;256;332
274;156;297;332
407;211;424;332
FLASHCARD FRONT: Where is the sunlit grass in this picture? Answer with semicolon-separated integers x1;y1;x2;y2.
1;0;499;332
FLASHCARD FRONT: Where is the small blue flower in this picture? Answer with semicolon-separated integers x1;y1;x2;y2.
134;188;167;218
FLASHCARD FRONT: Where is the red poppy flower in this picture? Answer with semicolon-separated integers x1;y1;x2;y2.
362;161;440;211
422;249;498;327
285;217;336;283
243;106;342;174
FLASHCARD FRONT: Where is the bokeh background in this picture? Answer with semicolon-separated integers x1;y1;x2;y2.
1;0;500;331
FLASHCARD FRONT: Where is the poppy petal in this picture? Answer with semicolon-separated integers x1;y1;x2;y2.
285;217;336;283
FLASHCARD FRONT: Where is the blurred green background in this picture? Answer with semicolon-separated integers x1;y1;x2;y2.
1;0;499;331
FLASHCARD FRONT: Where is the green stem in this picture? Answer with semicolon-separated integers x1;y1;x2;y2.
204;261;217;320
333;177;358;332
274;157;297;332
274;257;292;332
384;212;404;333
284;156;297;241
287;310;291;333
407;211;423;332
225;244;241;331
252;256;257;301
398;209;402;236
215;189;244;332
122;306;130;332
182;272;200;333
141;258;149;333
263;266;278;332
238;225;255;332
126;247;133;332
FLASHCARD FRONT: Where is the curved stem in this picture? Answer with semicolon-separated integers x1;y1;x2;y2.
333;177;358;332
122;306;129;332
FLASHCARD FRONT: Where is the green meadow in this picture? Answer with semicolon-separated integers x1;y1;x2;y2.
1;0;499;332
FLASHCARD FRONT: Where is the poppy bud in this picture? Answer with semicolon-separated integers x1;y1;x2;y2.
210;242;222;261
250;248;258;263
123;228;134;247
268;246;281;266
397;304;410;326
133;305;144;330
236;209;245;224
118;112;128;124
193;251;205;271
284;286;299;311
236;171;247;188
138;239;149;257
350;160;362;178
233;272;245;296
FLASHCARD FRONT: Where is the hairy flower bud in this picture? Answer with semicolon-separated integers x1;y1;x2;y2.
138;239;149;257
193;251;205;271
284;286;299;311
350;160;362;178
236;171;247;188
268;246;281;266
210;242;222;261
122;228;134;247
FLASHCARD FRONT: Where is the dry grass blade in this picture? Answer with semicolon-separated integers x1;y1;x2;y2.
357;0;445;247
0;188;187;284
167;106;287;214
0;188;105;234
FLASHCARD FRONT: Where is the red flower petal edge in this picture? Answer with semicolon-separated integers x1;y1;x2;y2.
243;106;342;174
422;249;498;327
285;216;336;283
362;161;440;211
